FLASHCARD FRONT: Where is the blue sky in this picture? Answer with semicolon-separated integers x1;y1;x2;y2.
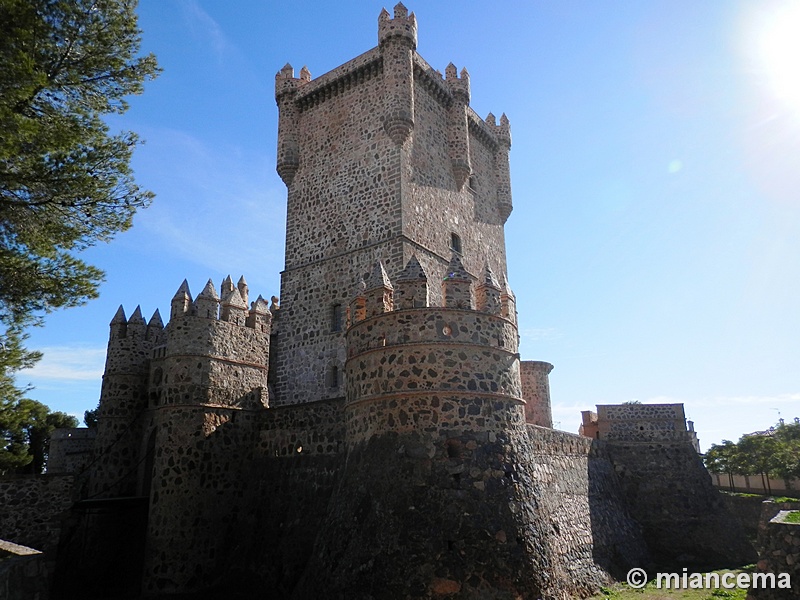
16;0;800;450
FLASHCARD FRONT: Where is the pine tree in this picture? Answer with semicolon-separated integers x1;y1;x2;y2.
0;0;160;390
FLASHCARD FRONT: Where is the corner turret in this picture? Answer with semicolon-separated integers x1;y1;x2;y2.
445;64;472;189
237;275;249;307
494;114;513;222
378;4;417;145
275;63;307;186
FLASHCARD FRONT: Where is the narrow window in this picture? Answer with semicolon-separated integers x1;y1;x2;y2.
450;233;462;254
328;365;339;389
331;303;343;332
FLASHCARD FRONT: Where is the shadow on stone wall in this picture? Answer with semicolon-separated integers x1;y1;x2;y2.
603;440;757;570
586;442;650;578
51;496;148;600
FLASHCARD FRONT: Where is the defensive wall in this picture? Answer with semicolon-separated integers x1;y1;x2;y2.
0;475;74;555
579;402;754;568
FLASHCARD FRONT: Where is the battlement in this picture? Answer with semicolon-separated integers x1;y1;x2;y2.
378;3;418;50
166;277;272;334
348;256;515;329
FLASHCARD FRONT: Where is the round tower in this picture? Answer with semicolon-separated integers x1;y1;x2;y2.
296;256;554;598
89;305;161;498
141;277;271;595
520;360;554;428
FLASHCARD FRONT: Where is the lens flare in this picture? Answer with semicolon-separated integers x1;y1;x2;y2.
756;2;800;112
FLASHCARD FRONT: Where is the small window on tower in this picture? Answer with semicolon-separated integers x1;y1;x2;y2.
328;364;339;389
331;303;343;332
450;233;462;255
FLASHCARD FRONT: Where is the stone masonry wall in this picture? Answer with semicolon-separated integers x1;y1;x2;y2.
597;403;694;443
273;7;513;408
604;439;756;568
47;428;96;475
529;426;648;589
520;361;553;427
720;493;770;544
271;239;406;405
749;510;799;600
0;475;74;554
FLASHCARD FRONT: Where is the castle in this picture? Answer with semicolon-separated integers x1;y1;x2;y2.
41;5;754;599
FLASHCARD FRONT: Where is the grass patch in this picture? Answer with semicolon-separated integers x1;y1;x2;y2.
770;495;800;503
588;570;751;600
783;511;800;523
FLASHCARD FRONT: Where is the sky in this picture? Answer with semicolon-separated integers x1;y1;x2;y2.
15;0;800;451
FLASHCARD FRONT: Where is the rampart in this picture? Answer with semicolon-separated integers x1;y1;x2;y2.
0;475;74;554
47;428;96;475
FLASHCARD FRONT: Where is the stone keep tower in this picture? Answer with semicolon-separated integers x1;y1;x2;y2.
271;2;514;406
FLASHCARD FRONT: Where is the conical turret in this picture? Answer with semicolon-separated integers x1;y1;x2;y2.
170;280;192;321
237;275;249;307
364;260;394;318
394;255;428;309
194;279;219;319
476;263;502;314
127;305;147;339
109;305;127;340
220;287;247;325
220;275;234;297
443;253;473;309
246;295;272;333
147;309;164;342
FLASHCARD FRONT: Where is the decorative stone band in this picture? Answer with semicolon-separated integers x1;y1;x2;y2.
153;353;269;372
346;307;519;356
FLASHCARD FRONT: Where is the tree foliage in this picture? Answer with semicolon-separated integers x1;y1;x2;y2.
0;0;159;387
704;419;800;482
0;396;78;474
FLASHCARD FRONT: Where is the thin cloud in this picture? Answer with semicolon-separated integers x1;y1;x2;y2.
642;393;800;409
520;327;563;341
20;346;106;382
179;0;230;60
134;128;285;283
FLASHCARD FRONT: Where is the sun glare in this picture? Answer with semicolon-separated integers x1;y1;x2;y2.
756;3;800;112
